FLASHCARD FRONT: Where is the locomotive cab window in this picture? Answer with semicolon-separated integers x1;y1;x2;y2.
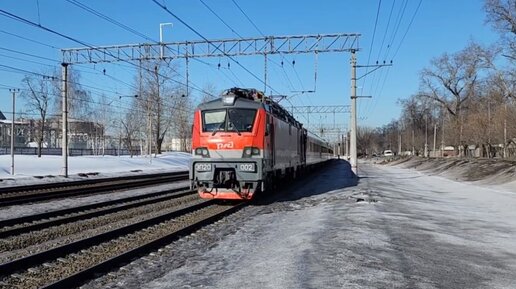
202;110;226;132
202;109;257;133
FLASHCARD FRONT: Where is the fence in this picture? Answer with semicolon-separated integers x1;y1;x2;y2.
0;147;138;156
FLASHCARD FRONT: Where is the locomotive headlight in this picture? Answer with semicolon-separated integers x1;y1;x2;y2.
194;147;210;157
242;146;260;157
195;163;212;172
222;94;236;106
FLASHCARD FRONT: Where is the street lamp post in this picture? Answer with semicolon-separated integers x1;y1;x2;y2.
159;23;173;59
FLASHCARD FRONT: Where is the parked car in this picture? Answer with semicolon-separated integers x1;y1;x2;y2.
383;150;394;157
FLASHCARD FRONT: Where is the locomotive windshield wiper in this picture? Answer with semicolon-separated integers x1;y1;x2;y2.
229;121;242;136
212;122;226;136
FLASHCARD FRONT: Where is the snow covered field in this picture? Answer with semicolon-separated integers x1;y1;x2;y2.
0;152;191;187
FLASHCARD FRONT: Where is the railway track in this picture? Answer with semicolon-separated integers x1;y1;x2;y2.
0;198;243;289
0;186;193;239
0;171;189;207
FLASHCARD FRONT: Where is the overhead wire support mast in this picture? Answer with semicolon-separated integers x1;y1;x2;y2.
349;51;392;176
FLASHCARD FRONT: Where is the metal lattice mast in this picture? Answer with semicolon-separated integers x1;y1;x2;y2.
62;34;360;64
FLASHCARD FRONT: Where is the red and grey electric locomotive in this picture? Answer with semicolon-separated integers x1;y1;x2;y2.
190;88;332;200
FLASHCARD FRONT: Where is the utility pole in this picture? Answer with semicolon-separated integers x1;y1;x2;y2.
61;63;69;177
155;65;160;158
424;117;428;157
118;96;122;157
350;54;391;172
398;131;402;155
345;133;349;159
411;129;415;156
433;124;437;158
504;103;507;158
350;49;357;175
264;54;268;94
9;88;19;175
441;117;445;158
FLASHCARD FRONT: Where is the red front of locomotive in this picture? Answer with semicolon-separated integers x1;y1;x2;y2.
190;90;268;200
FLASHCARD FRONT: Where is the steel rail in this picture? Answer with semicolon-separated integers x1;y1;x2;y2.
41;203;243;289
0;187;194;238
0;171;186;194
0;171;188;207
0;200;217;277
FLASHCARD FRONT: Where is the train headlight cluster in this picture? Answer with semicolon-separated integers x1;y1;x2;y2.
195;163;212;172
242;147;260;158
194;147;210;157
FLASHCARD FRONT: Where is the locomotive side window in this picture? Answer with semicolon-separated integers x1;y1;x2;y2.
202;110;226;132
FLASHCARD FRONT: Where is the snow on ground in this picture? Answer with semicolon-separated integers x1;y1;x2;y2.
4;154;516;288
92;159;516;289
0;152;191;187
384;157;516;192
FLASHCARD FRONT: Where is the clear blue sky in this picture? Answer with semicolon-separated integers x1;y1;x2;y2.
0;0;500;130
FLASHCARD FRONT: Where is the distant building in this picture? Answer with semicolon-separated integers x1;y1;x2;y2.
0;111;105;150
0;113;30;147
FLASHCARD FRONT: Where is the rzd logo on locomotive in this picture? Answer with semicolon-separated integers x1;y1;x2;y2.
216;142;234;149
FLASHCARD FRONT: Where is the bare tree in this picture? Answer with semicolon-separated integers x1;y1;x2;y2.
357;126;376;157
418;42;493;147
121;114;139;158
52;68;93;120
136;60;180;154
200;82;219;103
485;0;516;61
171;88;194;152
21;74;55;157
95;94;116;155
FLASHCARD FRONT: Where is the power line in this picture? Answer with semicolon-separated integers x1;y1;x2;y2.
228;0;305;93
0;52;57;68
0;63;52;78
360;0;382;96
392;0;423;59
383;0;409;60
376;0;396;61
151;0;280;95
0;29;59;49
230;0;265;37
65;0;157;42
0;8;93;48
366;0;422;120
0;46;59;63
67;0;241;95
0;7;217;98
199;0;243;38
361;0;396;116
198;0;292;92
